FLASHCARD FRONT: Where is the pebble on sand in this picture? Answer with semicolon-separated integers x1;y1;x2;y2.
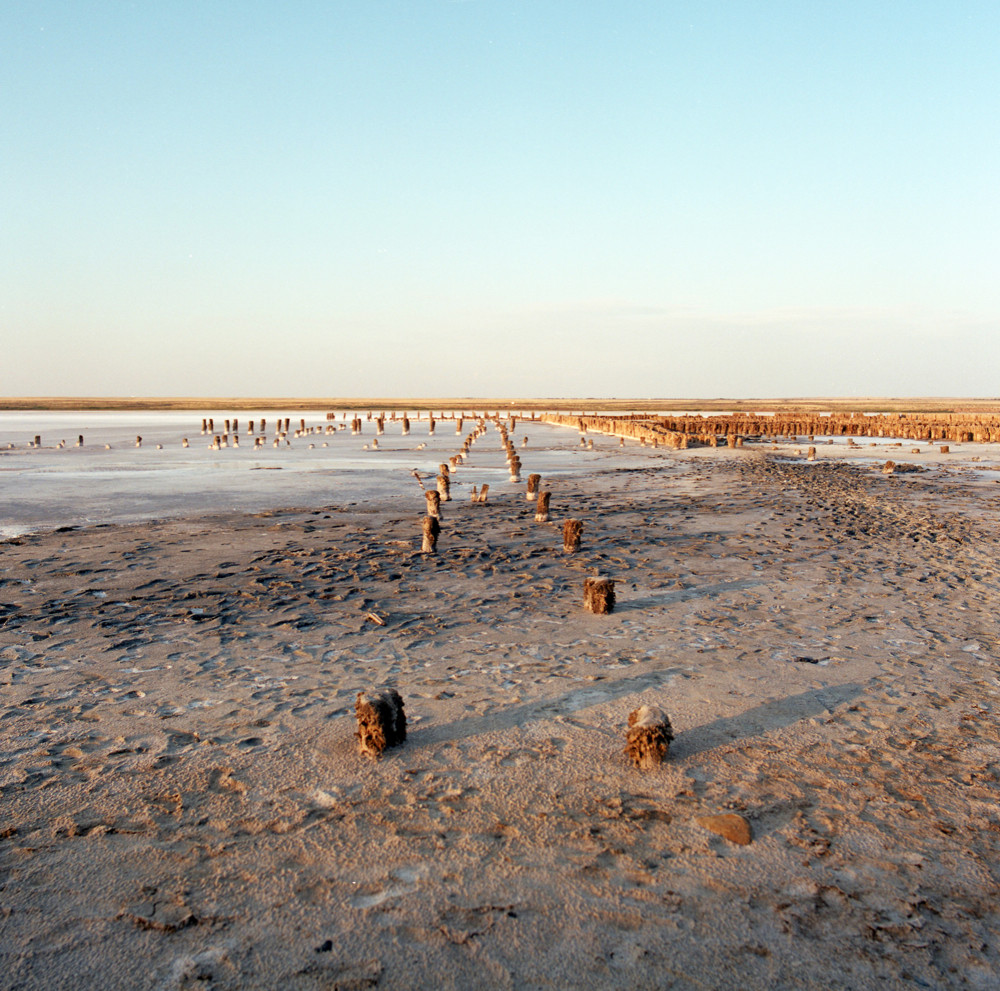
697;813;753;846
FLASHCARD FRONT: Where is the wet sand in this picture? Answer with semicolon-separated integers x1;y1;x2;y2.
3;430;1000;989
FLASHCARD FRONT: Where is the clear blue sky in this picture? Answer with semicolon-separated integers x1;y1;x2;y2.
3;1;998;398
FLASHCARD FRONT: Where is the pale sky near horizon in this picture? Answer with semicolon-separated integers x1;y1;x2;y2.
3;1;998;398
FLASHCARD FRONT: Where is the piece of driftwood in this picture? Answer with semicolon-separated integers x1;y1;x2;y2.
355;689;406;758
625;705;673;769
584;576;615;614
534;491;551;523
563;518;583;552
421;515;440;553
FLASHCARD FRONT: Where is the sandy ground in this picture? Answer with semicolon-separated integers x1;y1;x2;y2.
3;426;1000;989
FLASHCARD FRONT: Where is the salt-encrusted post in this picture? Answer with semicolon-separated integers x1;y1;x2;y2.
425;490;442;518
477;483;489;503
355;689;406;758
584;576;615;614
421;515;440;553
563;518;583;552
534;491;551;523
624;706;673;769
437;472;451;502
526;473;541;502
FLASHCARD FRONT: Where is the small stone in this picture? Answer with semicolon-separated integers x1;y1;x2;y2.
697;813;752;845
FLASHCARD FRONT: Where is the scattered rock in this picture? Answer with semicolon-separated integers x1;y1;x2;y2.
697;813;753;846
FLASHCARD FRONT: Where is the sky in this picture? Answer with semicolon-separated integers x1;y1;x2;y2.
2;1;999;399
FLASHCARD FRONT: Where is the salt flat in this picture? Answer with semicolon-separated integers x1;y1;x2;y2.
2;415;1000;989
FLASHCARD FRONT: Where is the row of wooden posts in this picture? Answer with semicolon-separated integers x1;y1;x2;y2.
542;411;1000;448
414;416;611;613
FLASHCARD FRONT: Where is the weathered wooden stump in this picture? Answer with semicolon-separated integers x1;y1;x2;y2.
470;485;479;501
526;473;541;501
437;473;451;502
807;446;816;461
355;689;406;758
563;518;583;552
584;576;615;614
425;490;442;519
625;705;673;769
135;436;142;448
534;491;551;522
883;460;896;474
421;515;440;553
940;445;950;454
76;435;84;448
477;483;489;503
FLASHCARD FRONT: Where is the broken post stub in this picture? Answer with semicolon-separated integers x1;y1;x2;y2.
526;473;541;502
355;689;407;758
625;705;673;769
563;518;583;553
437;473;451;502
584;576;615;614
421;515;440;553
534;491;551;523
425;490;442;519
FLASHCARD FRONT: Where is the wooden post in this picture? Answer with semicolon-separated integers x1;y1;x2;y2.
526;473;541;501
437;473;451;502
421;515;440;553
76;435;84;448
355;689;406;758
563;519;583;552
135;436;142;448
584;576;615;614
470;485;479;501
534;491;551;523
425;490;442;518
477;483;489;503
428;416;435;435
624;706;673;769
402;416;410;435
807;446;816;460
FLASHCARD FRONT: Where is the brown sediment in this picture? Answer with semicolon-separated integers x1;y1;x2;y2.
2;448;1000;988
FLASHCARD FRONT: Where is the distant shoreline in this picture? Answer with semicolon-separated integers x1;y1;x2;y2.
3;396;1000;414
